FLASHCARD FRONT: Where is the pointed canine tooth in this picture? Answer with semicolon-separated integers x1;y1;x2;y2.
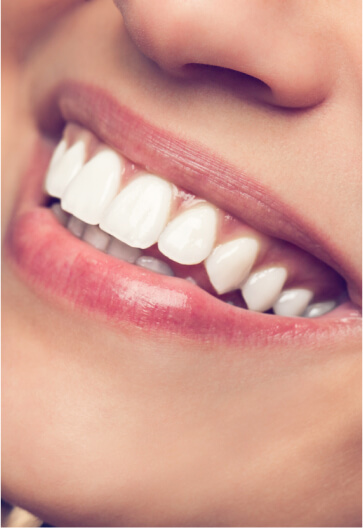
106;238;142;263
51;202;70;226
67;216;86;238
205;237;260;295
45;140;86;198
100;174;173;249
136;256;174;276
241;266;287;312
273;288;314;317
158;204;218;265
303;300;337;318
61;149;124;225
82;225;110;251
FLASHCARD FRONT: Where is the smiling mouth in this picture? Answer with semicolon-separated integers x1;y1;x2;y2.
5;82;361;345
44;121;346;318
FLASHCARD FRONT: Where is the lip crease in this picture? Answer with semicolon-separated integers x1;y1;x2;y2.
4;82;361;347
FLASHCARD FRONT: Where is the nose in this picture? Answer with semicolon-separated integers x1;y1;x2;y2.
114;0;333;108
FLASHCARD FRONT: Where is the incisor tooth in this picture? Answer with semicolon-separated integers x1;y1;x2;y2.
158;203;218;265
62;149;124;225
45;140;86;198
106;238;142;263
136;256;174;276
67;216;86;238
273;288;314;317
48;139;67;172
51;202;70;226
100;174;173;249
205;237;260;294
241;266;287;312
82;225;110;251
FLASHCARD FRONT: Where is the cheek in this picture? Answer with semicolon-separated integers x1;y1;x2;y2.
1;76;37;238
3;0;85;60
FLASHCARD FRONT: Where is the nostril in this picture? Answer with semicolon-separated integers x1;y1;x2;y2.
183;63;272;101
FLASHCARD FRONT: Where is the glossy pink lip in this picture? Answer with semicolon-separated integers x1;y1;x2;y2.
5;83;361;347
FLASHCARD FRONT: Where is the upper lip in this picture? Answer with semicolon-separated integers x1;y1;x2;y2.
37;80;361;301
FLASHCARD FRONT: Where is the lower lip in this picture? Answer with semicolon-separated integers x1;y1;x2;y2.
5;139;361;348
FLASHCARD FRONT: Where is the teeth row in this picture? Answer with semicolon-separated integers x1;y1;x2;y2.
46;127;339;318
52;202;173;274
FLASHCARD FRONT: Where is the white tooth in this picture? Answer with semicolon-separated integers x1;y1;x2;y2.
48;139;67;172
158;204;218;265
136;256;174;276
241;266;287;312
100;174;173;249
82;225;110;251
185;276;197;285
51;202;70;226
205;237;260;295
61;149;124;225
273;288;314;317
67;215;86;238
45;140;86;198
106;238;142;263
303;300;337;318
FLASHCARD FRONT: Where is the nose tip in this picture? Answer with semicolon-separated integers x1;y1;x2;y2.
114;0;333;109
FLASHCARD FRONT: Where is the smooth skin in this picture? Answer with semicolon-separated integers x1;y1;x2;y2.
2;1;361;526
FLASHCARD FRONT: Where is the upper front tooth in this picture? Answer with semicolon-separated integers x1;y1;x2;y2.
273;288;314;317
158;203;218;265
45;139;86;198
205;237;260;294
48;138;67;172
241;266;287;312
100;174;173;249
61;148;124;225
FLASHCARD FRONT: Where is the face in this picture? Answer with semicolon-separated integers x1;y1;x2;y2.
2;1;361;526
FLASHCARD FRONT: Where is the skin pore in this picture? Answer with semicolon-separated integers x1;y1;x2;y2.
2;1;361;526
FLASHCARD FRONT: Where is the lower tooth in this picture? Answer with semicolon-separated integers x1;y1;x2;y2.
227;300;241;307
67;216;86;238
82;225;110;251
106;238;142;263
303;301;337;318
51;202;70;226
185;276;197;285
135;256;174;276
